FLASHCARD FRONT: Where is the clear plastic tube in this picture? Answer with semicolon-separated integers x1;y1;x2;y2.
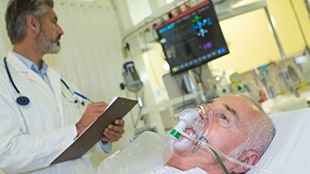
177;130;278;174
169;105;284;174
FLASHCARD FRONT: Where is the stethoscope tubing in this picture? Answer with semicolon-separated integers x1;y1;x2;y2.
3;57;79;106
4;57;21;94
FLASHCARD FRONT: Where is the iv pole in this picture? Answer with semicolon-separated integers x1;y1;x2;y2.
288;0;310;54
264;7;287;60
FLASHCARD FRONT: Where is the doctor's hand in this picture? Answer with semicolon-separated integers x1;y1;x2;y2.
101;119;125;142
75;102;108;137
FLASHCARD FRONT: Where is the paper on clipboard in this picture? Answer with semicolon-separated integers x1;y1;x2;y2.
51;97;137;164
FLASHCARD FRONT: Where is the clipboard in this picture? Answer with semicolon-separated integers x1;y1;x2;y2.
51;97;137;164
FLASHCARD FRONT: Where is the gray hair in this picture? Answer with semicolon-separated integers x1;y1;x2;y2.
5;0;54;44
230;95;275;158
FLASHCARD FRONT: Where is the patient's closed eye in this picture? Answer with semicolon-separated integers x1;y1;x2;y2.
218;114;229;127
220;114;228;121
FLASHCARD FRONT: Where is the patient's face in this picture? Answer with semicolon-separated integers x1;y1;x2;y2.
167;95;261;172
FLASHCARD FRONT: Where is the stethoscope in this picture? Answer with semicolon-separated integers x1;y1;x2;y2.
3;57;87;106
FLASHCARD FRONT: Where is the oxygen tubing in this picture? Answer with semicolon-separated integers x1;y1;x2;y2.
177;130;275;174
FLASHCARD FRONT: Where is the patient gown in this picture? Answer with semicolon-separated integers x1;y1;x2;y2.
146;166;208;174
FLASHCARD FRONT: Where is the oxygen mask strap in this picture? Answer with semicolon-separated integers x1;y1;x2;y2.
198;137;229;174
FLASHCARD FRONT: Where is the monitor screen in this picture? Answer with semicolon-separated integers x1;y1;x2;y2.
155;0;229;75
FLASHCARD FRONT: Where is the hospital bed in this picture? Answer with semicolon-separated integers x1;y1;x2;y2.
97;107;310;174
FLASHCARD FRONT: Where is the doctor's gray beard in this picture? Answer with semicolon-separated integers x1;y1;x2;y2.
37;31;61;54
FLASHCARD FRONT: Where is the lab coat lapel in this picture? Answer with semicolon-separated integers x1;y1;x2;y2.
7;53;65;126
6;53;53;93
48;69;65;126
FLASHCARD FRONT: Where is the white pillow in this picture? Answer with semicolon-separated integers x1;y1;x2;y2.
247;107;310;174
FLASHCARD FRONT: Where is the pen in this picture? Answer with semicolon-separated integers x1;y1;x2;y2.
73;91;94;103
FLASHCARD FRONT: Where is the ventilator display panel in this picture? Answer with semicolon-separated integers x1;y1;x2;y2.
155;0;229;75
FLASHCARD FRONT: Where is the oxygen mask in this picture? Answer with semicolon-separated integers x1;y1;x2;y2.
169;104;214;157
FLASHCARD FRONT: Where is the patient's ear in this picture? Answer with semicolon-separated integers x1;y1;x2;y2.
232;150;260;174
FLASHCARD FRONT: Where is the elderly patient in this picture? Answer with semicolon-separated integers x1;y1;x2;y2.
154;95;276;174
98;95;276;174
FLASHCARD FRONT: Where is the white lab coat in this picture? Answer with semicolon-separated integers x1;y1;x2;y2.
0;52;97;173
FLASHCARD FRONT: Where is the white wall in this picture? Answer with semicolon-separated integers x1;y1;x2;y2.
0;0;11;55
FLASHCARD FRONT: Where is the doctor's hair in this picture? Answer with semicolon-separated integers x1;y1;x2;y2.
5;0;54;44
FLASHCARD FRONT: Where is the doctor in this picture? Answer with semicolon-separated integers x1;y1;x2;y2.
0;0;125;173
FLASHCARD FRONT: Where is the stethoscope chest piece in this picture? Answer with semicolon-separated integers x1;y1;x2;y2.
16;95;30;106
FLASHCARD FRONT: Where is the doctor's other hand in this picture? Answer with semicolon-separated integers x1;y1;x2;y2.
75;102;108;136
101;119;125;142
